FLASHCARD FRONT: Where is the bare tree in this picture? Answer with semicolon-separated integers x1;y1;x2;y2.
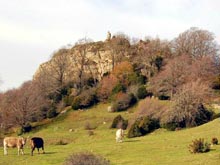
150;53;217;98
72;38;93;90
190;56;217;86
35;48;71;98
0;89;17;130
173;27;218;58
150;55;191;98
0;81;49;130
169;80;212;127
108;34;130;68
132;38;172;78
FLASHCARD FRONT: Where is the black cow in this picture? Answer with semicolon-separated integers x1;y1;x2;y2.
30;137;45;156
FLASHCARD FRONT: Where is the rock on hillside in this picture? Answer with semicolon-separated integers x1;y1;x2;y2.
34;37;131;84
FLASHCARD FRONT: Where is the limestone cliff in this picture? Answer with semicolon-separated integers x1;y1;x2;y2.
34;37;131;85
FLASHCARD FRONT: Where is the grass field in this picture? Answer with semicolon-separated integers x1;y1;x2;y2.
1;103;220;165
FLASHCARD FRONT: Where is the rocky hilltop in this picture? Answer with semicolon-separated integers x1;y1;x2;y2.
34;35;131;85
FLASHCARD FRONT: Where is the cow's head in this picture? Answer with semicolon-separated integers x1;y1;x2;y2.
20;137;27;145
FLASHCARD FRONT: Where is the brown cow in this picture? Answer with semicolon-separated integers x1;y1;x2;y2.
3;136;27;155
30;137;45;156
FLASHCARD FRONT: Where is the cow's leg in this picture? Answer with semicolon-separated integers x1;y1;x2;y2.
119;137;122;142
21;148;24;155
17;147;20;155
37;148;40;154
4;145;7;155
42;146;45;154
19;145;24;155
31;147;35;156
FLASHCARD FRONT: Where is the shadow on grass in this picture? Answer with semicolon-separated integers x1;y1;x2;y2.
43;152;57;155
124;139;140;142
209;148;216;151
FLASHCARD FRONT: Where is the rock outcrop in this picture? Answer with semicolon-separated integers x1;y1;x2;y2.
34;37;131;85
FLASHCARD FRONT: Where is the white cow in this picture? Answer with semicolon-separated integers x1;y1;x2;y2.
116;128;124;142
3;136;27;155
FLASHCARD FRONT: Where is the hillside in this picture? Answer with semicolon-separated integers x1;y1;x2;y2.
1;103;220;165
0;28;219;165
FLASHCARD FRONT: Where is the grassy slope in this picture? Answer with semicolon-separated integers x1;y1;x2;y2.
0;103;220;165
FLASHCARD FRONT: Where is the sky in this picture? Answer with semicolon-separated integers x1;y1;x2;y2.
0;0;220;92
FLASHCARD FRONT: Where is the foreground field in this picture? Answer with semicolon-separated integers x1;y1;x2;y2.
1;104;220;165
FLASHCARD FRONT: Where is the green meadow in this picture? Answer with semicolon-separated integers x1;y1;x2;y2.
1;103;220;165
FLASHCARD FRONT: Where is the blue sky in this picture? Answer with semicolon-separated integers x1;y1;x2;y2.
0;0;220;91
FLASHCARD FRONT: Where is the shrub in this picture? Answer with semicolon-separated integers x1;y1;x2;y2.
110;115;128;129
170;81;212;128
84;122;97;130
137;86;148;99
64;152;110;165
80;88;98;107
127;119;142;138
160;122;180;131
111;92;137;112
63;95;74;106
97;75;118;102
55;139;68;145
138;117;160;135
47;105;58;118
189;138;210;153
72;97;81;110
127;117;159;138
211;137;218;145
22;123;32;133
86;77;98;87
72;88;98;110
136;98;170;122
88;130;94;136
112;83;126;94
211;113;220;120
166;103;213;129
158;95;170;100
17;123;32;135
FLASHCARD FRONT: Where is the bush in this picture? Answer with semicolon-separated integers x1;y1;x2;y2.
17;124;32;136
111;92;137;112
47;106;58;118
110;115;128;129
17;123;32;135
127;117;159;138
211;137;218;145
88;130;94;136
64;152;110;165
72;88;98;110
160;122;180;131
97;75;118;102
136;98;170;123
72;97;81;110
22;123;32;133
55;139;68;145
112;83;126;94
189;138;210;153
170;81;212;128
158;95;170;100
211;113;220;120
84;122;97;130
137;86;148;99
63;95;74;106
138;117;160;135
127;119;142;138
